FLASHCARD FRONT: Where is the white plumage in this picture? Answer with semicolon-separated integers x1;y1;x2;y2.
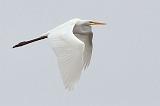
13;18;106;90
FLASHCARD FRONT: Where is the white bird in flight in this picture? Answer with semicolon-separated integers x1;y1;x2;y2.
13;18;106;90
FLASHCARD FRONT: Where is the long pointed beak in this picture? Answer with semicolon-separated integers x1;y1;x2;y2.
89;20;106;26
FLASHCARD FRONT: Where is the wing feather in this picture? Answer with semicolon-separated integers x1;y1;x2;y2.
48;32;85;90
48;19;93;90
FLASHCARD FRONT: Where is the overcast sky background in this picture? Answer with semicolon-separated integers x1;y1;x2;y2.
0;0;160;106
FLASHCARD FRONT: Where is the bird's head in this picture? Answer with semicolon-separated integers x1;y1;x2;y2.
74;19;106;27
72;19;106;35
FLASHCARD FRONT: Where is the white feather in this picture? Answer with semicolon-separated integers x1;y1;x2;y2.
48;19;85;90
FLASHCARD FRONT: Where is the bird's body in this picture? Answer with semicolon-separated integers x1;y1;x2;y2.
13;18;105;90
48;19;93;89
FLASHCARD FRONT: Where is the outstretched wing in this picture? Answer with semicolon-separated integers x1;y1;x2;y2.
48;30;85;90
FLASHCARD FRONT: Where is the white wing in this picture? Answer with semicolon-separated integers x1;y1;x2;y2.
48;29;85;90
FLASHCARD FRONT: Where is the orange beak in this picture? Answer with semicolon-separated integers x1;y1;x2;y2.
89;20;106;26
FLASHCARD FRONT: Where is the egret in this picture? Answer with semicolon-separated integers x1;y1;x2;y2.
13;18;106;90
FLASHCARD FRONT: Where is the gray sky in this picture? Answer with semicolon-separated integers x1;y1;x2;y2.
0;0;160;106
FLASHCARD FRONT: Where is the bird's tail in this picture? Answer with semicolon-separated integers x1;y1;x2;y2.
13;33;49;48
